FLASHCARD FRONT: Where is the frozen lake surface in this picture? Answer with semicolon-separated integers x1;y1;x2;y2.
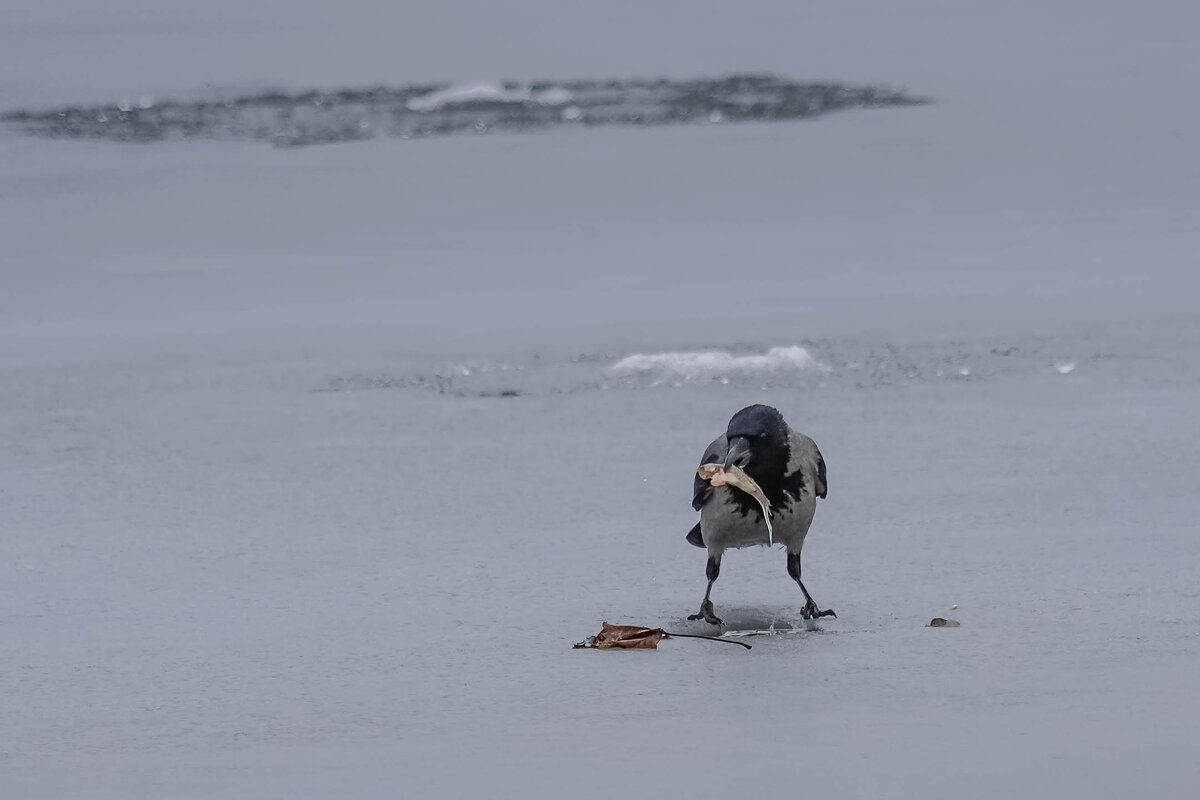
2;2;1199;797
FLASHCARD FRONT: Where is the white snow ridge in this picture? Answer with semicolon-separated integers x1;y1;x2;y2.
610;345;819;381
406;82;572;112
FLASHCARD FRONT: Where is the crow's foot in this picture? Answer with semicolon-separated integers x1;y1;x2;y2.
687;599;723;627
801;600;837;620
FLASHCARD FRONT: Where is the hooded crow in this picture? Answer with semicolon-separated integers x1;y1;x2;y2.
686;404;835;626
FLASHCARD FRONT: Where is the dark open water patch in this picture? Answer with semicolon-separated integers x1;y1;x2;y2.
1;74;927;148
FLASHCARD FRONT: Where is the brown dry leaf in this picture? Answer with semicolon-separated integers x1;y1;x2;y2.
574;622;665;649
573;622;752;650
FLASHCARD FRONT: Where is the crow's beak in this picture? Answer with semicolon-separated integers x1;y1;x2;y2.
724;436;753;469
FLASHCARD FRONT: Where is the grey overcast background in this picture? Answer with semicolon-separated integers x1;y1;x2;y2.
3;2;1199;798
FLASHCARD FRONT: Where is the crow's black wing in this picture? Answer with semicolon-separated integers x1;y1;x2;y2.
785;429;827;500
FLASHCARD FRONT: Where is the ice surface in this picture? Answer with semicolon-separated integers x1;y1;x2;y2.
2;1;1200;798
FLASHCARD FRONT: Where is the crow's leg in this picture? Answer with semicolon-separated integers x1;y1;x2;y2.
687;554;723;626
786;551;836;620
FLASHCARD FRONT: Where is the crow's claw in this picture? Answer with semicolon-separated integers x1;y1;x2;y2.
801;600;836;620
687;599;723;627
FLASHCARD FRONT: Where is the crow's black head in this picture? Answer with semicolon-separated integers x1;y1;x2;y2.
724;404;790;502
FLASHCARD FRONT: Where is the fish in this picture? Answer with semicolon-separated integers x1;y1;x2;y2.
696;463;774;544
